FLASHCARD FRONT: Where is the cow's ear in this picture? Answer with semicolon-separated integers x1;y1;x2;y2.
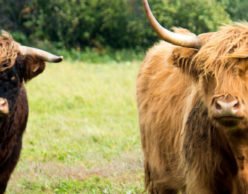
171;47;200;79
17;55;45;81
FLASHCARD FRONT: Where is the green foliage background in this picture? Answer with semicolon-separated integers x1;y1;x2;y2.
0;0;245;50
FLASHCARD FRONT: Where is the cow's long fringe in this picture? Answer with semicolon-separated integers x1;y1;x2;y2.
0;31;18;71
194;23;248;76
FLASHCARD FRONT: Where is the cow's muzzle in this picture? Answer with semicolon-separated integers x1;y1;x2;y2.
0;98;9;117
211;95;245;127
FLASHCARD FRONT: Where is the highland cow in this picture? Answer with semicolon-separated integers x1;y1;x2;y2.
137;0;248;193
0;31;62;193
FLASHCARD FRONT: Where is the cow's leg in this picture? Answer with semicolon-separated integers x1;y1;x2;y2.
147;178;179;194
145;162;179;194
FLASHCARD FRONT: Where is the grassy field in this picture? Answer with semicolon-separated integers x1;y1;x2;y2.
6;60;144;193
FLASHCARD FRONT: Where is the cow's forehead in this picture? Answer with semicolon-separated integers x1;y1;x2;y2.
193;23;248;75
0;35;18;71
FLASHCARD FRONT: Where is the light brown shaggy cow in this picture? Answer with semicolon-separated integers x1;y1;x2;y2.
137;1;248;193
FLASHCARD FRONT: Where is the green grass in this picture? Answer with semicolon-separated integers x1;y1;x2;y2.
6;60;144;193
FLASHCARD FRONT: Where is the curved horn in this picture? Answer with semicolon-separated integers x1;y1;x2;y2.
18;45;63;63
143;0;201;48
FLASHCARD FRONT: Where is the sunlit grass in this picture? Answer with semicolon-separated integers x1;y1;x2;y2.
6;60;144;193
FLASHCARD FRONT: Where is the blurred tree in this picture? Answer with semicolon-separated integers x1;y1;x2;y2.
147;0;231;34
0;0;232;49
0;0;30;30
218;0;248;21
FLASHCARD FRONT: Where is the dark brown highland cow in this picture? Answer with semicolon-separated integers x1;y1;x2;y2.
0;31;62;193
137;0;248;193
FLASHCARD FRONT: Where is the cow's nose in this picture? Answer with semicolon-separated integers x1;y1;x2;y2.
211;96;244;127
0;98;9;117
214;99;240;116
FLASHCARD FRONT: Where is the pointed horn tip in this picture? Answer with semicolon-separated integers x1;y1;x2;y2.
52;56;63;63
143;0;201;48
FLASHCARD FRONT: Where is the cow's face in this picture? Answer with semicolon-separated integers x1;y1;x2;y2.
0;32;62;118
0;55;46;117
173;45;248;129
0;62;23;117
201;63;248;129
143;0;248;129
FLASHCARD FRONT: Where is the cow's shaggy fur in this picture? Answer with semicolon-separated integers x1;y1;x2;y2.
0;33;47;193
137;23;248;193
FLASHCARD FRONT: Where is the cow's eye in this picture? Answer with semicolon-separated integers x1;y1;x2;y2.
11;76;16;81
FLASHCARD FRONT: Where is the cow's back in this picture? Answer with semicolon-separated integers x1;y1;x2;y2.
136;41;197;191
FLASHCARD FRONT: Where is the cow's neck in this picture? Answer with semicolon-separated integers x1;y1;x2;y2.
183;100;239;190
